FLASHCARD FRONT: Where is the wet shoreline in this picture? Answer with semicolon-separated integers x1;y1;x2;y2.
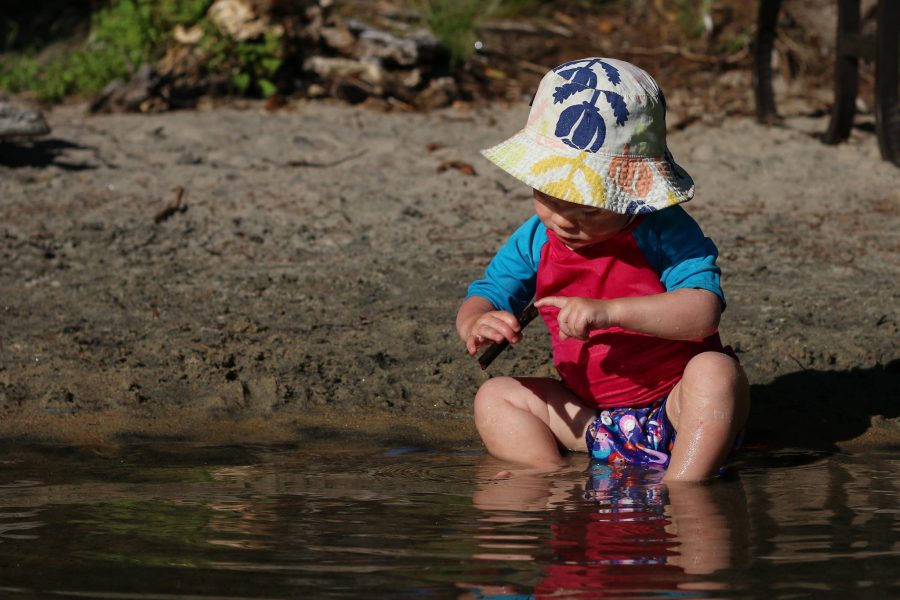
2;101;898;448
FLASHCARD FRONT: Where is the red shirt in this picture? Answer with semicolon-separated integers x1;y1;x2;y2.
536;224;723;408
467;207;727;409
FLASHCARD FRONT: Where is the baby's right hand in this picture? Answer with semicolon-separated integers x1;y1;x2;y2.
463;310;522;356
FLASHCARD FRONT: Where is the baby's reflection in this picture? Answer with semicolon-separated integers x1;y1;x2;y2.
460;458;748;599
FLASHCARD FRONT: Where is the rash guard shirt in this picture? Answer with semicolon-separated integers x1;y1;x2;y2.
466;206;726;409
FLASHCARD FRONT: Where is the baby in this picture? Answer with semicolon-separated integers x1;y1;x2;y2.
455;58;750;481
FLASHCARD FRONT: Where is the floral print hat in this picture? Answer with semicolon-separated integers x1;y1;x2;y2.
481;57;694;214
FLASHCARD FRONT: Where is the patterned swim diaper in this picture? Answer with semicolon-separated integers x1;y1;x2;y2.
585;400;675;469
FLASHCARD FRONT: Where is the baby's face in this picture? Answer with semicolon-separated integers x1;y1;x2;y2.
533;190;631;250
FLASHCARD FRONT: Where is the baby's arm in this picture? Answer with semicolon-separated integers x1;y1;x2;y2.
536;288;720;341
459;216;545;356
456;296;523;356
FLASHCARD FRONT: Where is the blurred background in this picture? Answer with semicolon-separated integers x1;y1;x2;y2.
0;0;881;123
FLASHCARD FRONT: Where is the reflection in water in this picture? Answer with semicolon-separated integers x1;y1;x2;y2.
0;444;897;598
465;461;748;598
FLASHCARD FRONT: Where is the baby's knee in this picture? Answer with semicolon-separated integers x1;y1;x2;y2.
473;377;518;419
674;353;751;447
686;352;745;388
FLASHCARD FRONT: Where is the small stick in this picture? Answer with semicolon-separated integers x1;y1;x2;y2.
154;186;185;223
284;150;367;168
477;301;539;370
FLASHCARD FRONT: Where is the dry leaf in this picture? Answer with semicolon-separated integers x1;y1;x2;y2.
436;160;477;176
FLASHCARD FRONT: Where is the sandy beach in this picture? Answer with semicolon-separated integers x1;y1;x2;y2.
1;98;897;449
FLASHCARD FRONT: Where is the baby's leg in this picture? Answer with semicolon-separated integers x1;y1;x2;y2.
664;351;751;481
473;377;596;470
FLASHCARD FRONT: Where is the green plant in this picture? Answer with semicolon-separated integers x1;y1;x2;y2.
203;27;282;97
676;0;714;41
0;54;40;93
414;0;503;67
155;0;215;28
491;0;539;19
0;0;213;102
716;26;752;55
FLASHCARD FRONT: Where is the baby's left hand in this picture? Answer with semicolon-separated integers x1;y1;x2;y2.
535;296;614;341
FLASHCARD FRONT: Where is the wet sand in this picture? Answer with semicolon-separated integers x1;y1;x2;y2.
1;100;897;449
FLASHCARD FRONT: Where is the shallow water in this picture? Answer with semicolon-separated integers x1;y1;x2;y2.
0;442;898;599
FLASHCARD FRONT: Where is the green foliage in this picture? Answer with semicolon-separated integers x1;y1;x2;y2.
0;54;40;93
203;28;282;97
491;0;540;19
0;0;214;101
0;0;281;102
48;0;161;99
415;0;504;67
676;0;714;41
155;0;215;28
716;26;753;55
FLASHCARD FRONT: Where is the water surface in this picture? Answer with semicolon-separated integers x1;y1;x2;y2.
0;442;898;598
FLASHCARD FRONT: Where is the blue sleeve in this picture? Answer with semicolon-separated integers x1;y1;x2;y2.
465;215;548;315
631;206;726;309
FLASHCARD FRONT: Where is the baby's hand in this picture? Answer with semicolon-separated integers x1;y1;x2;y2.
535;296;613;341
463;310;522;356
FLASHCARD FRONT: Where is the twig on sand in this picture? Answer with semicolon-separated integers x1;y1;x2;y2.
284;150;367;168
787;354;809;371
154;186;186;224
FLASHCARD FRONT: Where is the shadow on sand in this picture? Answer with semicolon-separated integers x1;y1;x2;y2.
746;358;900;452
0;138;100;170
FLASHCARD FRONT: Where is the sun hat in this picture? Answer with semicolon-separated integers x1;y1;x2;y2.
481;57;694;214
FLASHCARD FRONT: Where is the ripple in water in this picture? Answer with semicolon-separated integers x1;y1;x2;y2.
0;444;896;598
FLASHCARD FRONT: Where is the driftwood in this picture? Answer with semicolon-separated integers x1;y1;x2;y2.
86;0;456;113
306;19;452;109
89;64;164;114
0;101;50;139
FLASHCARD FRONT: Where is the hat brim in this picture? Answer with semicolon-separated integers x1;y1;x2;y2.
481;128;694;214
